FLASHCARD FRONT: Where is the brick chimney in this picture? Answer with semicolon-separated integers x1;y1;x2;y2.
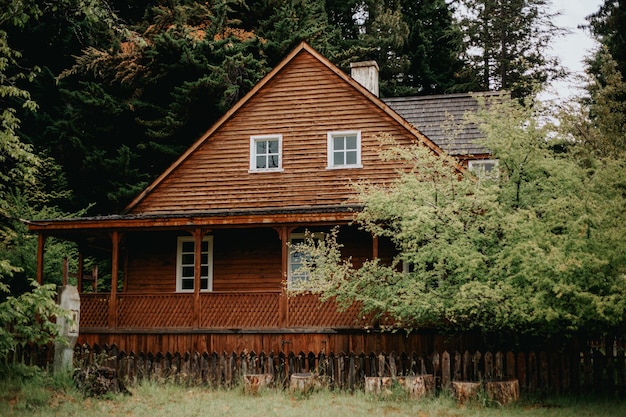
350;61;379;97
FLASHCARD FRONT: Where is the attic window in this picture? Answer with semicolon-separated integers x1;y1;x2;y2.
250;135;283;172
327;131;362;169
468;159;499;178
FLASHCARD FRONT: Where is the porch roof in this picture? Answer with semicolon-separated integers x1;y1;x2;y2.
26;204;362;238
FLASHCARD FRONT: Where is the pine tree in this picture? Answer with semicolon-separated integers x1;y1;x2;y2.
455;0;566;99
251;0;341;66
52;0;270;213
586;0;626;80
402;0;469;95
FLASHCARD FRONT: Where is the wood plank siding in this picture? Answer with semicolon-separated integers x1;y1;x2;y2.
129;50;426;214
124;226;376;293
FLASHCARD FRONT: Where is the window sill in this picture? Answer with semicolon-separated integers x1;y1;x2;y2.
326;165;363;170
248;168;284;173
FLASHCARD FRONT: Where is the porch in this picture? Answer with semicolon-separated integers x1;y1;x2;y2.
80;291;371;331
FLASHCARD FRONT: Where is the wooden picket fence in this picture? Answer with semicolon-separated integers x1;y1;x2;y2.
8;342;626;395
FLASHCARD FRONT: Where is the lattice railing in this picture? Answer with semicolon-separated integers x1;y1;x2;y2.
199;292;280;328
79;291;372;330
117;294;194;328
287;293;372;328
79;294;110;328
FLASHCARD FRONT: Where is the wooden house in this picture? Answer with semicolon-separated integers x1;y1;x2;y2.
28;42;481;355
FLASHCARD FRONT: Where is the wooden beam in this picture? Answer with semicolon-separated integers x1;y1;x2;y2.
193;228;204;329
36;234;46;285
372;235;379;259
108;231;120;328
279;227;289;328
26;210;359;233
76;254;83;292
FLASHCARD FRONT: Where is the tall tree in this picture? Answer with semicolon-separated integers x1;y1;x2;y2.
50;0;269;213
560;47;626;159
454;0;566;99
0;0;80;359
329;0;467;96
401;0;468;95
252;0;342;67
578;1;626;158
586;0;626;81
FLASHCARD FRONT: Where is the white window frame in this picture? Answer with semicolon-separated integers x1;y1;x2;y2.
468;159;499;178
327;130;362;169
176;236;213;293
288;232;324;288
249;134;283;172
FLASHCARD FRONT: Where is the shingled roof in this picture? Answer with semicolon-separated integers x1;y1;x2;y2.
383;91;505;157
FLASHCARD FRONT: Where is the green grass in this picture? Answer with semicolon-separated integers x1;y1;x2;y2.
2;366;626;417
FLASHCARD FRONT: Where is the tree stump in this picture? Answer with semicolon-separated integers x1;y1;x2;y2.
451;381;481;404
485;379;520;405
364;375;435;399
289;373;322;393
243;374;273;394
73;366;131;397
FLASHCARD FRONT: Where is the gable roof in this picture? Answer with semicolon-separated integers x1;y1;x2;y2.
123;42;447;214
383;91;504;157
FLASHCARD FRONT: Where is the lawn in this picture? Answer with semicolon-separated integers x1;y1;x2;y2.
2;366;626;417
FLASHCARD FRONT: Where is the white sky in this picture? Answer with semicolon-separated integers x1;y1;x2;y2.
543;0;603;102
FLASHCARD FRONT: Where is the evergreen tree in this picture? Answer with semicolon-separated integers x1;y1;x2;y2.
52;0;269;213
579;1;626;158
0;0;79;359
586;0;626;80
454;0;566;99
329;0;467;96
401;0;469;95
253;0;342;67
561;47;626;159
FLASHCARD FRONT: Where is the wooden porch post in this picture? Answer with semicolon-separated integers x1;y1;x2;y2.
108;231;121;328
36;234;46;285
192;228;206;329
279;226;289;328
76;254;84;291
372;235;379;259
276;226;297;328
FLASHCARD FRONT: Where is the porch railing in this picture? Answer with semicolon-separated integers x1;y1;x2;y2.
79;291;370;330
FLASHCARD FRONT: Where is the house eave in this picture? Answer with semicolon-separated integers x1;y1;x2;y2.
26;204;363;235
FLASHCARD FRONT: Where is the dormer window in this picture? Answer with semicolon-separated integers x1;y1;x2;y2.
468;159;499;178
250;135;283;172
327;131;362;169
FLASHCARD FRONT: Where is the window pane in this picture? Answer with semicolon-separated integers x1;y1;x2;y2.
256;141;267;153
334;151;344;165
182;266;194;277
201;266;209;276
182;254;194;265
268;139;278;153
268;155;278;168
256;156;266;169
333;137;344;150
201;241;209;251
346;150;357;165
182;279;194;290
346;135;357;150
182;241;194;252
200;278;209;290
